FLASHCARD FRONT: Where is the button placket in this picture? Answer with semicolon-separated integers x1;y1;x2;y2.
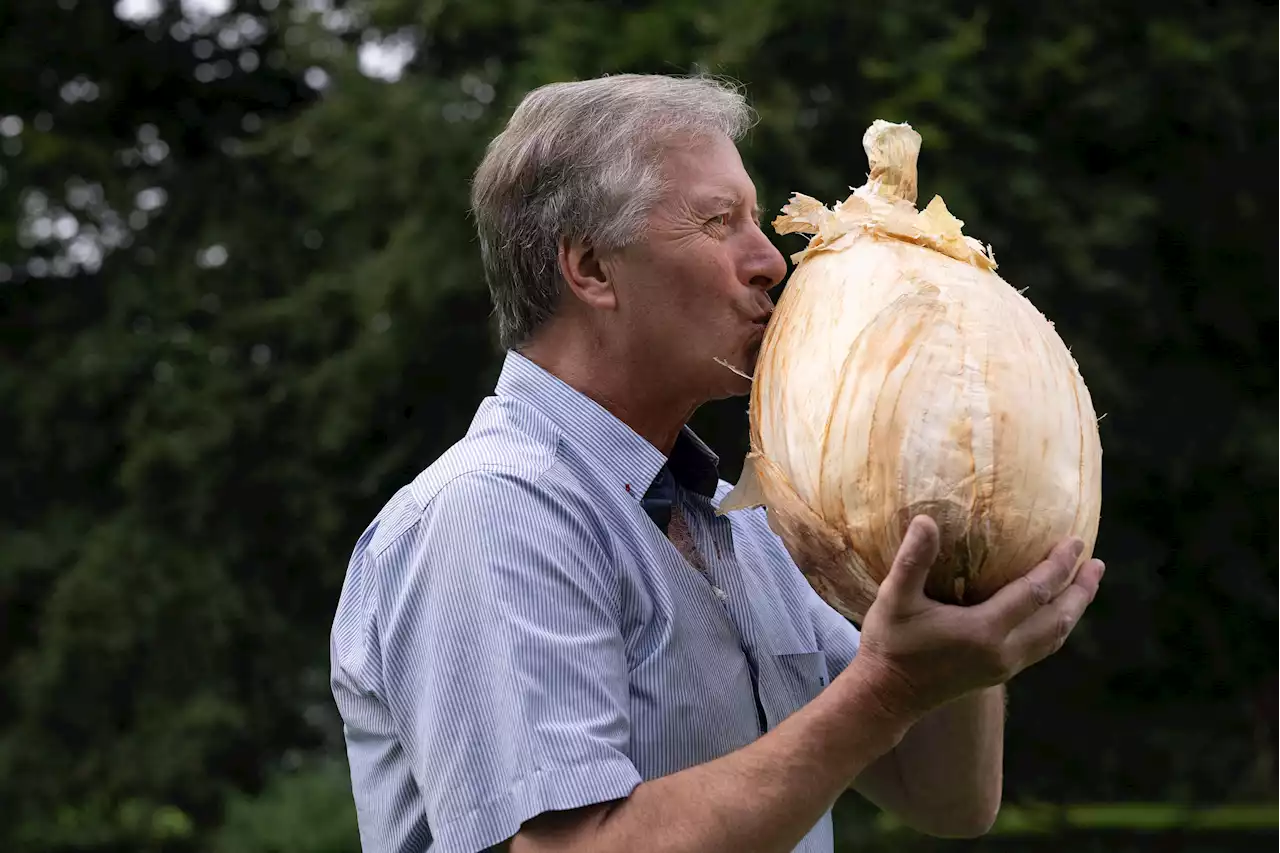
673;496;730;602
692;505;772;733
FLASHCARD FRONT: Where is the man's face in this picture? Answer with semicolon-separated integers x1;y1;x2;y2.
601;133;788;401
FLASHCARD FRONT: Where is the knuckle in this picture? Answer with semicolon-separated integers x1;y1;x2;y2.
968;621;1001;653
993;645;1020;681
1056;610;1076;645
1021;574;1053;607
992;645;1015;677
972;630;1011;675
960;620;1016;681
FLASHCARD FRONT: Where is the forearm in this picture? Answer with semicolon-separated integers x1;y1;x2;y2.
883;685;1006;836
512;660;913;853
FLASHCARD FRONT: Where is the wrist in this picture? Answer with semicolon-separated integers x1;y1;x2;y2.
828;656;922;752
839;653;928;735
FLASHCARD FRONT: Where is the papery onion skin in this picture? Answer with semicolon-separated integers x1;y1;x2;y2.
721;120;1102;623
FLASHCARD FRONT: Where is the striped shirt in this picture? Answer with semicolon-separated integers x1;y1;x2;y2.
330;349;862;853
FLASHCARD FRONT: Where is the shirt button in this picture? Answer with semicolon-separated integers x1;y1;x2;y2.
711;585;728;601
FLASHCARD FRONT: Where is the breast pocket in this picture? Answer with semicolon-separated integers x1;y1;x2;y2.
764;650;830;727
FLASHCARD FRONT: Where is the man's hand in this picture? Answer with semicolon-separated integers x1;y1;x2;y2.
856;515;1105;721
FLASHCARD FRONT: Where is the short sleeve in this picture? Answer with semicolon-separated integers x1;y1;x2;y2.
378;469;641;853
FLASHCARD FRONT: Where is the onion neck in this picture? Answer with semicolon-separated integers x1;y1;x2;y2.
860;119;922;206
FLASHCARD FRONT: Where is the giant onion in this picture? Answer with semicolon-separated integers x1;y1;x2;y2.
722;119;1103;623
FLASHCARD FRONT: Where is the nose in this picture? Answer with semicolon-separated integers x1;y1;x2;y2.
744;221;788;291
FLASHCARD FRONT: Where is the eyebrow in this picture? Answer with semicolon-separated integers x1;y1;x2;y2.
700;192;763;221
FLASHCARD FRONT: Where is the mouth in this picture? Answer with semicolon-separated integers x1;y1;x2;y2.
749;317;770;342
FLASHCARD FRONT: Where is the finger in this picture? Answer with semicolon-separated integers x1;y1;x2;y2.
1075;558;1105;598
1006;559;1104;669
981;536;1085;631
879;515;940;603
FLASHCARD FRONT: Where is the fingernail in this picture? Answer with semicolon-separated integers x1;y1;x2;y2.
1097;560;1106;578
1071;540;1085;560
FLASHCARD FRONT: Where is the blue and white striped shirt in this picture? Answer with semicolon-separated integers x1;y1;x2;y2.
330;350;861;853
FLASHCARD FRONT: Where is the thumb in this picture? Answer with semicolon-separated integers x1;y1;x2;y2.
879;515;940;604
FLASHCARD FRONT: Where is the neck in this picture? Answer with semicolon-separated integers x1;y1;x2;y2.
519;321;700;456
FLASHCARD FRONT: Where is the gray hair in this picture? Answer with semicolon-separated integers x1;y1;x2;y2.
470;73;756;350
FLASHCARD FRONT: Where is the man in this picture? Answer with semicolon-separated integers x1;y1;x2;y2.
330;73;1105;853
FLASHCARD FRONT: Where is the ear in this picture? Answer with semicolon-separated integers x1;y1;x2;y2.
558;236;617;311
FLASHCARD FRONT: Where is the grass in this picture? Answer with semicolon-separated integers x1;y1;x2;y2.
875;802;1279;836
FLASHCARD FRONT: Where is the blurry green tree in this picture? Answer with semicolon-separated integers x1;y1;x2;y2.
0;0;1274;850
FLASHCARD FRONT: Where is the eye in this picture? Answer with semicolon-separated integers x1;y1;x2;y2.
707;213;731;228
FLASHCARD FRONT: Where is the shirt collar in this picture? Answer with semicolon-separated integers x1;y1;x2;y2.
493;350;721;503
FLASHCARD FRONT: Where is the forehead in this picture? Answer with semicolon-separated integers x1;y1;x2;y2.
656;134;759;211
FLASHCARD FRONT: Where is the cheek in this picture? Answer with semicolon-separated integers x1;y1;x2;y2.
625;239;739;337
665;252;737;313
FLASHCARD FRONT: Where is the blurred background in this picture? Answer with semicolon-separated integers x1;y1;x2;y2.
1;0;1275;851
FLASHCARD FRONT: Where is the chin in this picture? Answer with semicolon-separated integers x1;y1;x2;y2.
691;343;757;403
707;382;750;403
708;362;754;401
